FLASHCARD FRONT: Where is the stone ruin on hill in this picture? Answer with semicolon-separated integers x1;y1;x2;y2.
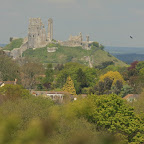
4;18;93;59
59;32;91;50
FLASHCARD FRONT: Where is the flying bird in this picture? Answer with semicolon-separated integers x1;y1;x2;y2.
130;36;133;39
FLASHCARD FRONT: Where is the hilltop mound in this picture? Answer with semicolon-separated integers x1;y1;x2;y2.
3;38;23;51
22;43;127;67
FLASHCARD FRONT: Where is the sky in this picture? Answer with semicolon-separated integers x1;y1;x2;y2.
0;0;144;47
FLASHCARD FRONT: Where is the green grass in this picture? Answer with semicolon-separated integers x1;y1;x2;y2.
3;38;23;51
23;43;127;67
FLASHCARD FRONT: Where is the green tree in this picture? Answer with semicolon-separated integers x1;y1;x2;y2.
136;61;144;72
0;84;30;102
56;62;97;93
44;64;54;83
0;51;20;81
76;68;88;93
120;84;134;98
63;76;76;95
112;80;123;95
43;64;54;90
88;94;144;143
104;77;113;90
99;44;104;50
21;62;44;89
92;42;99;47
98;81;105;95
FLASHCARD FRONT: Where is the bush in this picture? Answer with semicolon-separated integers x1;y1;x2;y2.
0;84;30;102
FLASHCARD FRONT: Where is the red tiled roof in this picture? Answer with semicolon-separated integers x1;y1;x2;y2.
123;94;139;100
4;81;15;85
0;80;17;85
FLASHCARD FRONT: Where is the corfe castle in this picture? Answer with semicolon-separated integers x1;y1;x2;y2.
4;18;93;59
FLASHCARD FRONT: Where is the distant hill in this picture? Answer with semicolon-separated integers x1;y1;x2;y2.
112;53;144;64
105;46;144;64
105;46;144;54
22;44;127;67
0;44;7;47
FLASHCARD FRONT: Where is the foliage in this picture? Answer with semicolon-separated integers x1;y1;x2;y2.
139;67;144;76
100;71;125;85
20;62;45;89
3;38;23;51
99;44;104;50
120;84;134;98
54;63;64;72
0;84;30;102
76;68;88;93
96;61;114;69
63;76;76;95
136;61;144;72
104;77;113;90
56;62;97;93
133;91;144;115
87;94;144;143
92;41;99;47
128;61;139;71
0;52;20;81
0;86;144;143
42;64;54;90
111;80;123;95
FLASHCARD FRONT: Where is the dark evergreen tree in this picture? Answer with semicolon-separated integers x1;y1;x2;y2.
43;64;54;90
76;68;88;93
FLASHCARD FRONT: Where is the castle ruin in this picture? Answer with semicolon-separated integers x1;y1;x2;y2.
47;18;53;42
5;18;93;59
28;18;53;49
60;32;91;50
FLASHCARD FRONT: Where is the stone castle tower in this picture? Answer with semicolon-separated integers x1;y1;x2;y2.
47;18;53;41
28;18;53;49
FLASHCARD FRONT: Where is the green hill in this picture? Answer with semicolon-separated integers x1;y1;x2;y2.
22;43;127;67
3;38;23;51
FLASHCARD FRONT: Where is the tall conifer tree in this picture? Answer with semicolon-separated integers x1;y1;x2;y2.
63;76;76;95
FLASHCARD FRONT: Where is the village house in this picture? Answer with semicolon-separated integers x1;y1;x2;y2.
0;79;17;87
123;94;139;102
31;91;73;103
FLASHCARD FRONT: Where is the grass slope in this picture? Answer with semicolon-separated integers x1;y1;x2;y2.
3;38;23;51
23;44;127;67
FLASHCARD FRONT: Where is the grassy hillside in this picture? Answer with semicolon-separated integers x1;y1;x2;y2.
23;43;127;67
3;38;23;51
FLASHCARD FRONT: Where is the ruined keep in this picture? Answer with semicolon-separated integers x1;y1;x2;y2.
28;18;47;48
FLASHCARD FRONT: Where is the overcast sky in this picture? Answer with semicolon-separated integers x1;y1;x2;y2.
0;0;144;47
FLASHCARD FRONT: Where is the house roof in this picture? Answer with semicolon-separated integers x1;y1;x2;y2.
31;91;72;96
0;80;16;86
123;94;139;100
4;81;15;85
0;82;4;86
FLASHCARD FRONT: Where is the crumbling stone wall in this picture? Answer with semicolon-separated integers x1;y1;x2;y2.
59;32;92;50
